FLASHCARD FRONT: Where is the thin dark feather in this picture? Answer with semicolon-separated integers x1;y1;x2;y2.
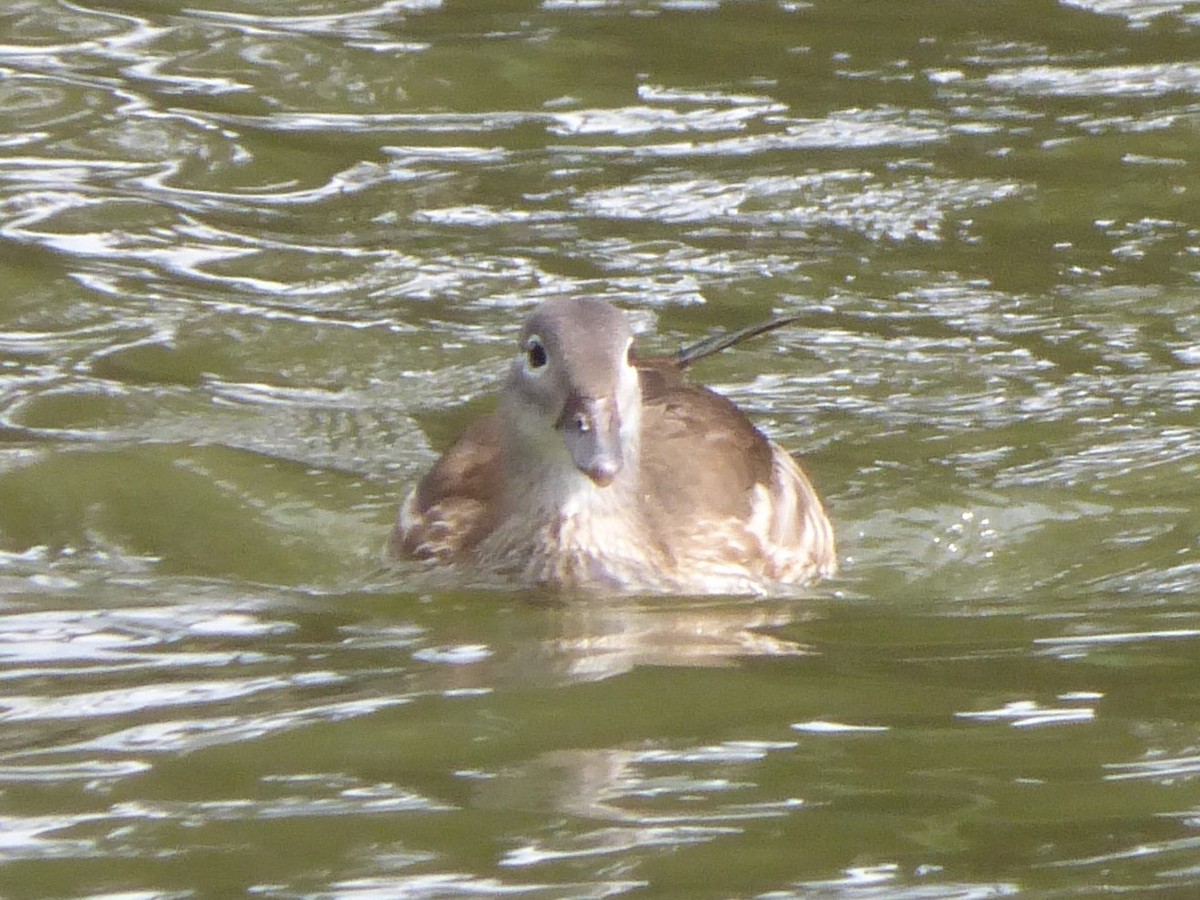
674;315;801;369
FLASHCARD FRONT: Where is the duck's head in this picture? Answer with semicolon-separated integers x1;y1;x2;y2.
500;297;642;488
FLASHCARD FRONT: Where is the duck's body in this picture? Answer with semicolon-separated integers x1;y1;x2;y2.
390;298;835;594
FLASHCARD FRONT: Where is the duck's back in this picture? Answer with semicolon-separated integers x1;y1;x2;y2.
635;361;772;524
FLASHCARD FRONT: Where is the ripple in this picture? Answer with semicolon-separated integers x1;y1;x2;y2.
575;238;808;280
548;103;777;137
986;63;1200;98
501;824;739;867
183;0;441;43
0;773;448;866
558;107;946;158
113;780;452;821
1036;628;1200;648
0;74;97;148
0;672;342;722
412;643;492;664
573;172;1023;240
131;157;406;208
0;758;151;783
636;83;782;107
1045;832;1200;875
0;1;135;54
0;604;296;668
211;109;542;135
791;720;890;734
0;811;105;862
1105;753;1200;783
777;867;1020;899
72;696;410;755
274;874;643;899
0;321;149;359
996;421;1200;488
412;205;562;227
955;699;1096;728
1062;0;1200;27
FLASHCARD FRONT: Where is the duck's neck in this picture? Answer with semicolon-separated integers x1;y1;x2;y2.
502;439;641;523
494;432;662;590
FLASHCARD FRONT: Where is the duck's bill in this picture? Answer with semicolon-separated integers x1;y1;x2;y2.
558;395;623;487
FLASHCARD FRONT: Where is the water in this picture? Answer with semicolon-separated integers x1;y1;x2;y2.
1;0;1198;896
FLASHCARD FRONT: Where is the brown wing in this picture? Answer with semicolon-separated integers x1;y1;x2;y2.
388;413;503;561
636;360;774;527
636;359;836;581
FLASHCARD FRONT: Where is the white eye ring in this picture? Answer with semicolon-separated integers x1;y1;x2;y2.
524;335;548;373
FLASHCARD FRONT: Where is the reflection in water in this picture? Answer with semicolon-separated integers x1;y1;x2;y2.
376;586;819;691
545;597;811;681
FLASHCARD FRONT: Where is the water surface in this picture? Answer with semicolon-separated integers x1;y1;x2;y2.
1;0;1198;896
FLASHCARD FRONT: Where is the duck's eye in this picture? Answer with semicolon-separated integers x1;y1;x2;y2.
527;338;547;369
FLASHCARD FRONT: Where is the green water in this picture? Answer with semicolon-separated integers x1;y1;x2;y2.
1;0;1198;896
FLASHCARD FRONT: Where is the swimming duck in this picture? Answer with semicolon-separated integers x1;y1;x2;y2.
390;297;835;594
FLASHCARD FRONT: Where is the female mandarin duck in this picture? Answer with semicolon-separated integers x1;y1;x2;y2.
390;297;836;594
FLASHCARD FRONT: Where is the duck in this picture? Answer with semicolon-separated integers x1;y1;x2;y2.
389;297;836;594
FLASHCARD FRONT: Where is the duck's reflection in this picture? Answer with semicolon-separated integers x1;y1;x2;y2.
542;595;814;682
391;587;825;694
